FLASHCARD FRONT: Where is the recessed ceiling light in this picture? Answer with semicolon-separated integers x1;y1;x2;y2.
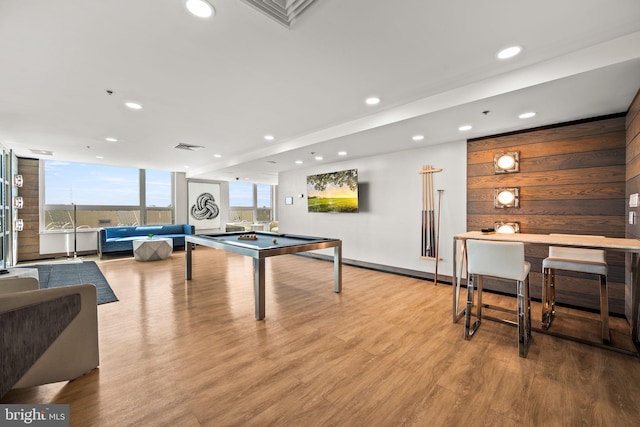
96;156;104;159
315;156;323;160
412;135;424;141
105;137;118;142
458;125;473;131
497;46;522;59
264;135;275;141
365;96;381;105
185;0;214;18
125;102;143;110
184;166;190;169
214;154;222;158
518;111;536;119
295;160;303;164
338;151;347;156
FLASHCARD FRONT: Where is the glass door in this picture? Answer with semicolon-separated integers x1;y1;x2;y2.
0;148;6;268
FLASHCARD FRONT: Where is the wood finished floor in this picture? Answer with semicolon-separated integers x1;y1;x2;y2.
3;247;640;426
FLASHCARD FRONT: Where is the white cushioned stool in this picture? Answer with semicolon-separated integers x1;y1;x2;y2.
464;239;532;358
542;235;609;343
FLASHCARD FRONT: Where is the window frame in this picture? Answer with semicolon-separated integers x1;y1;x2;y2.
228;182;275;223
40;160;175;231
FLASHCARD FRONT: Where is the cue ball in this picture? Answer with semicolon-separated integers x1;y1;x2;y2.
272;238;277;243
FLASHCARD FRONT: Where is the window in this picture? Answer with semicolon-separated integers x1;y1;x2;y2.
229;181;274;223
145;169;173;225
256;183;272;222
42;160;174;230
229;181;254;207
146;169;172;207
45;161;139;205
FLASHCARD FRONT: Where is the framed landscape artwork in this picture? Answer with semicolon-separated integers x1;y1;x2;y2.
306;169;359;213
188;182;221;230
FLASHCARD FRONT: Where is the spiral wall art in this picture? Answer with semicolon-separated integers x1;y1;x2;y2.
188;182;221;230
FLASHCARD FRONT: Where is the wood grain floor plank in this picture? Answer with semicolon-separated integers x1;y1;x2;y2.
3;249;640;426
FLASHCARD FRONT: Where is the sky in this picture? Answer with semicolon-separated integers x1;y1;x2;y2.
229;181;272;208
44;160;171;206
44;160;272;208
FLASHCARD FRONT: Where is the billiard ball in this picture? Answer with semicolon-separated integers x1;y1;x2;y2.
272;238;277;244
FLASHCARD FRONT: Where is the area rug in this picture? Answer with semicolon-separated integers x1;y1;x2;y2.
36;261;118;305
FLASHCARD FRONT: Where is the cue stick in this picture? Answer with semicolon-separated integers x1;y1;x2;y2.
424;166;430;257
422;210;427;256
421;167;424;256
426;166;430;256
425;170;429;256
428;171;435;257
434;189;443;285
421;167;423;256
422;166;427;256
420;165;443;258
419;165;443;262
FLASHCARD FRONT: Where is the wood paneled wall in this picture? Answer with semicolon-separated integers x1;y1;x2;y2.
626;91;640;238
467;115;627;314
625;89;640;321
16;157;48;262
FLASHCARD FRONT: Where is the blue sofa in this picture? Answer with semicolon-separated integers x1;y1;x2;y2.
98;224;195;258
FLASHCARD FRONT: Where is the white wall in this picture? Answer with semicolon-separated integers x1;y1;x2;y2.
277;140;467;278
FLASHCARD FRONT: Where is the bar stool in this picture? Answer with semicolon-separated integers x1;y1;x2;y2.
542;235;609;343
464;239;532;358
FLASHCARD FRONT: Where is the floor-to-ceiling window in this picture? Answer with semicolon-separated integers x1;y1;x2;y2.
256;183;273;222
42;160;173;230
145;169;173;225
228;181;274;223
0;148;8;267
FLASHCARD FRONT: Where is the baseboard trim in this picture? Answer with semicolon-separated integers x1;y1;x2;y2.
295;252;452;285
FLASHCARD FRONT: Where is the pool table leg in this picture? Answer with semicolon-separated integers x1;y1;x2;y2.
334;245;342;293
254;258;265;320
185;241;192;280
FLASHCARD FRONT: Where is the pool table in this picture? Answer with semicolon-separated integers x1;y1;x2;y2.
185;231;342;320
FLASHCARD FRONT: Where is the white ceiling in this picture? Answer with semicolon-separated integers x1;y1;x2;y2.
1;0;640;184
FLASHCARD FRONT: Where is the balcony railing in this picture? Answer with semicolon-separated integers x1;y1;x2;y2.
43;206;173;230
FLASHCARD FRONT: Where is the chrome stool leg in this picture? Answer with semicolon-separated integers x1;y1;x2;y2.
517;277;531;358
600;274;610;343
549;268;556;317
525;276;531;338
476;275;483;323
542;267;556;329
464;274;481;339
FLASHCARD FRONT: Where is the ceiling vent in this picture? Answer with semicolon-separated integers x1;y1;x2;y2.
30;149;54;156
174;143;204;152
241;0;318;27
